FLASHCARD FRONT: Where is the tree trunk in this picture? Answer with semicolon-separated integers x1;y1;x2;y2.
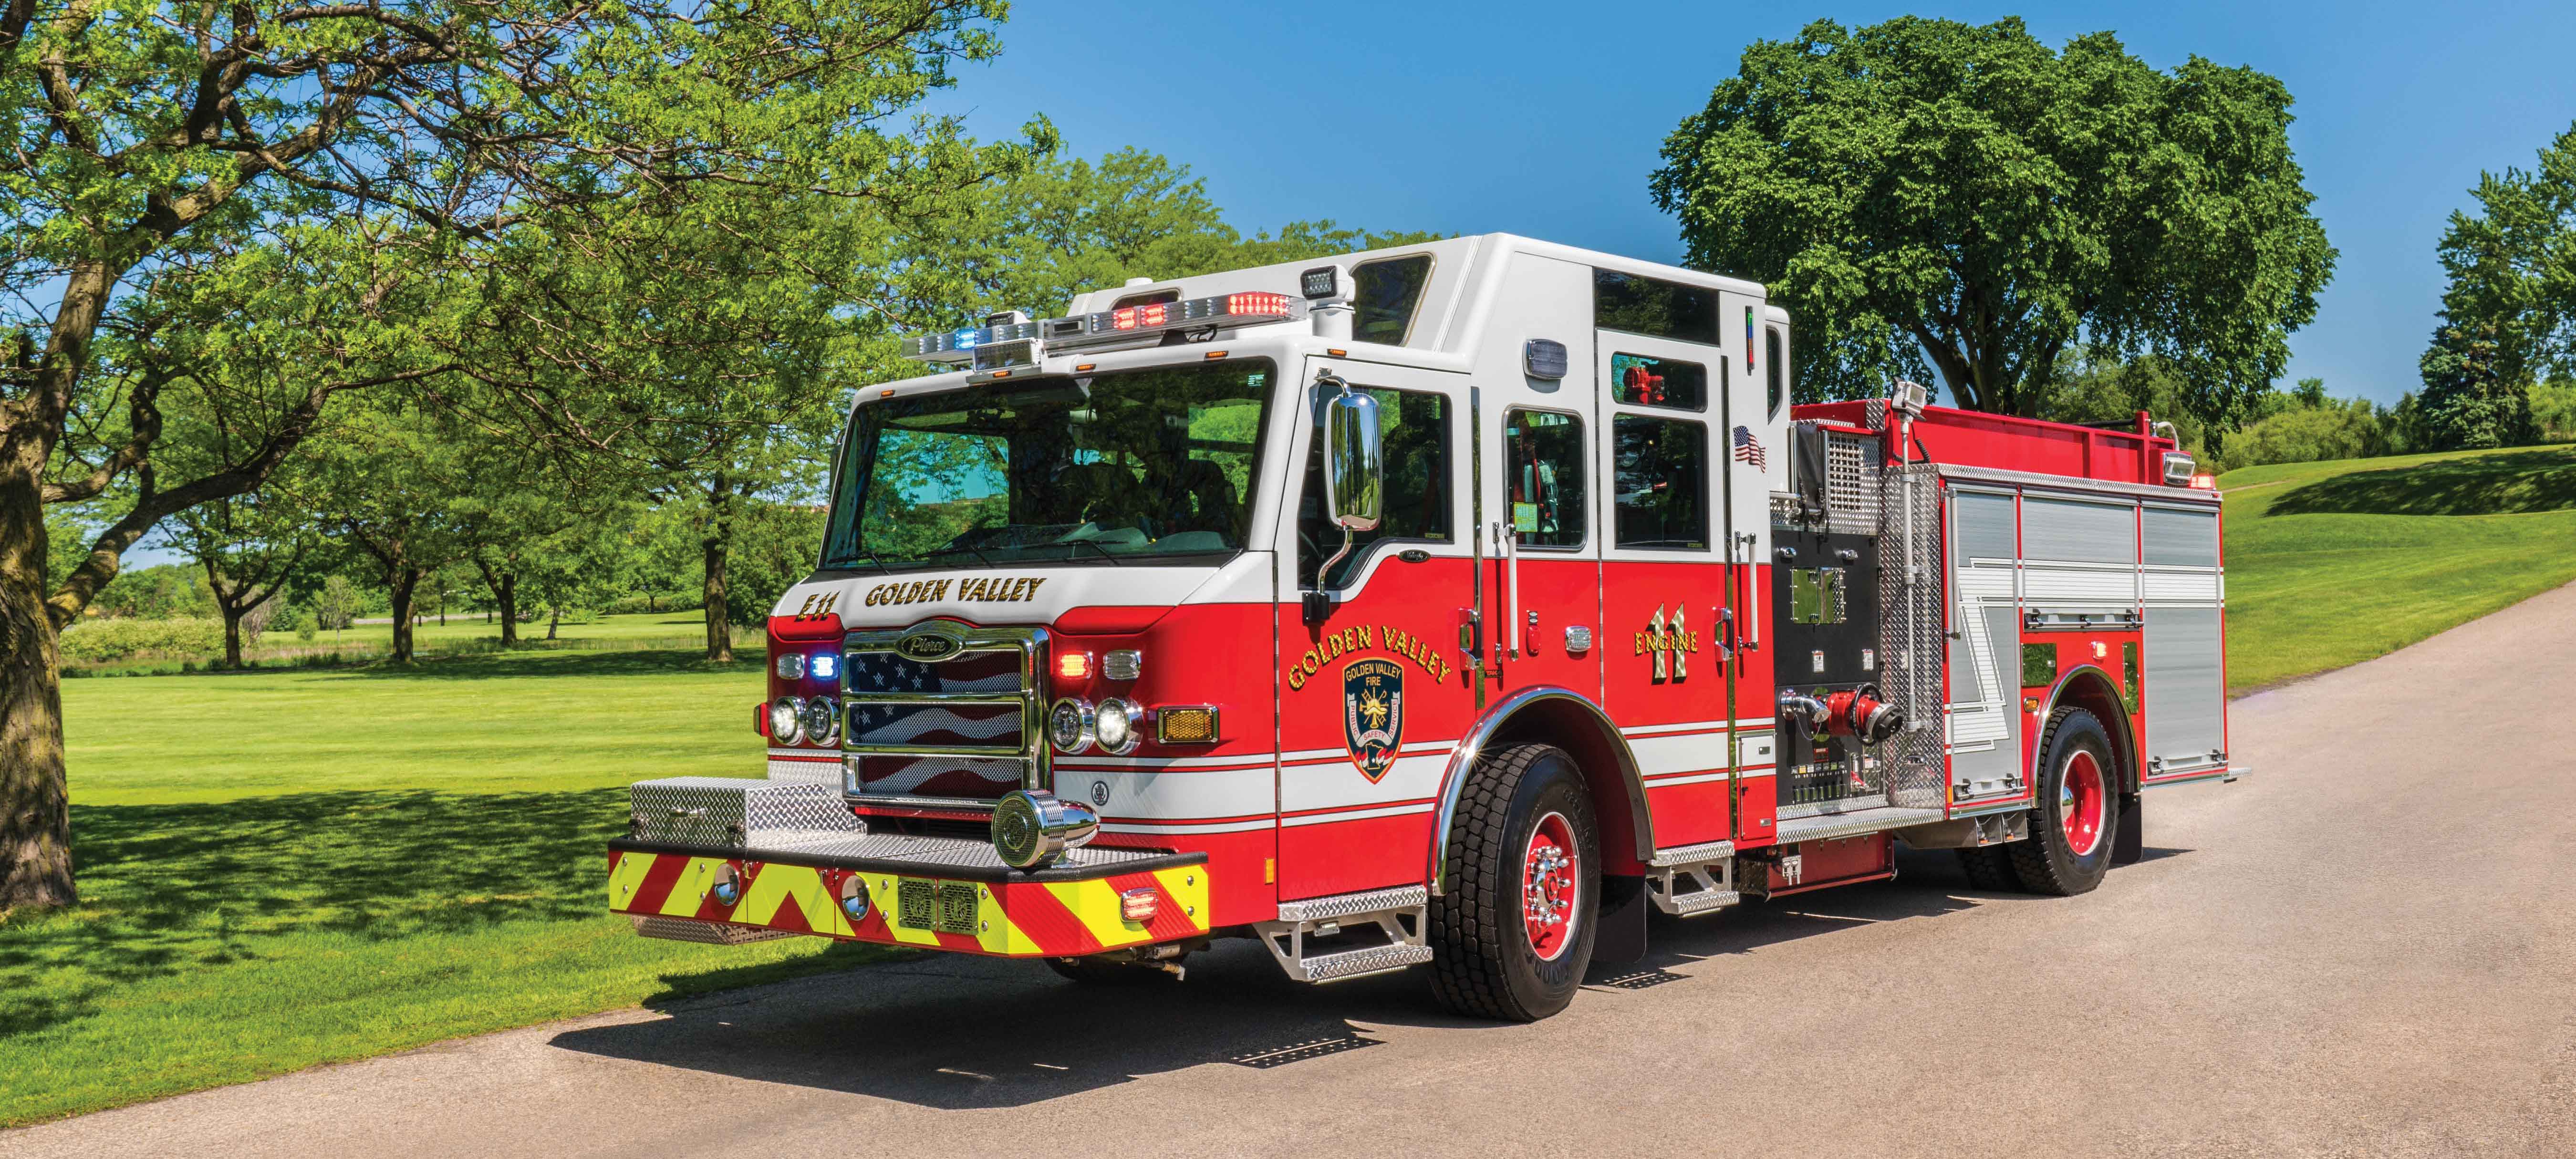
388;566;421;663
221;602;245;669
0;435;74;909
547;605;561;641
702;477;733;662
497;574;518;646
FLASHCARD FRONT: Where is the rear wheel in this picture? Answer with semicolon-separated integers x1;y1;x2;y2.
1956;844;2019;891
2009;708;2120;896
1427;743;1600;1022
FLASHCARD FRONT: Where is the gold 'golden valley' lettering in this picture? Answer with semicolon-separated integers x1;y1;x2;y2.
863;576;1049;607
1282;621;1453;692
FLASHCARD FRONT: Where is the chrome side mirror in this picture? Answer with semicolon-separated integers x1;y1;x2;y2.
1323;383;1383;533
1308;377;1383;625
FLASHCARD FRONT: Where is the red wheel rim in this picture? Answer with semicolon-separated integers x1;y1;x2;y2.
2060;751;2107;857
1522;811;1579;961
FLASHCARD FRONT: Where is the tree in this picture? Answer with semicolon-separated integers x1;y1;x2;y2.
314;575;359;636
307;402;475;664
1649;16;2336;422
3;0;1042;909
171;487;322;668
2416;119;2576;450
2417;319;2538;451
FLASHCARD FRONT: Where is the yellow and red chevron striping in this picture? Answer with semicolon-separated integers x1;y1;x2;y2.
606;850;1210;957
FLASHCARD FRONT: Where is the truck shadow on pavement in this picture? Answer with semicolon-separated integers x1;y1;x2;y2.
547;844;2191;1109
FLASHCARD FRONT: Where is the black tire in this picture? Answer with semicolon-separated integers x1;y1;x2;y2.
1427;743;1600;1022
2009;708;2121;896
1956;843;2020;892
1041;954;1177;986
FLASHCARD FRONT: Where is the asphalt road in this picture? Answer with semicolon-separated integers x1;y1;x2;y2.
12;588;2576;1159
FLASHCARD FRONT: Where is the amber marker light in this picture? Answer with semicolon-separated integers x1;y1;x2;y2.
1204;350;1228;360
1056;652;1091;681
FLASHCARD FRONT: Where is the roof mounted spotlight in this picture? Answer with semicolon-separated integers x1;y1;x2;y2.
1300;266;1341;300
983;309;1030;328
1890;379;1929;417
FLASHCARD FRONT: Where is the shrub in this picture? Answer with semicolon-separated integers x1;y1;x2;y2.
59;618;225;662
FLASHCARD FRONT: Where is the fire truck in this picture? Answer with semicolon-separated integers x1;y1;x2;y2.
606;234;2236;1021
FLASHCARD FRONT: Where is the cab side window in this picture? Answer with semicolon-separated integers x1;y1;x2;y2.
1504;409;1585;548
1298;387;1452;588
1351;256;1433;346
1613;415;1709;550
1766;325;1787;417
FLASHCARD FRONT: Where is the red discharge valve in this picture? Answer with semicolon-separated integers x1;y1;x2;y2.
1780;685;1906;746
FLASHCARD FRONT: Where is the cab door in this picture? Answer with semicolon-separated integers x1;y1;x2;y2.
1481;367;1604;704
1593;334;1734;849
1273;357;1475;900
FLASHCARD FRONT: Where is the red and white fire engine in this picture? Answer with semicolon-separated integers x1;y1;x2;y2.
607;235;2236;1021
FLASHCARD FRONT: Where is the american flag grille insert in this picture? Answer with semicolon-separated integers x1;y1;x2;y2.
841;625;1043;808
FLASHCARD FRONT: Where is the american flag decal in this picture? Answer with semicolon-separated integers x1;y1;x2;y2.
1732;425;1767;469
845;649;1027;800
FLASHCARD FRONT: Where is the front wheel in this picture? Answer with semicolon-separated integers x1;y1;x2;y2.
2009;708;2121;896
1427;743;1601;1022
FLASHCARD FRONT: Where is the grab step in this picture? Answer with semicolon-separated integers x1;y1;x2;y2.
1257;886;1432;984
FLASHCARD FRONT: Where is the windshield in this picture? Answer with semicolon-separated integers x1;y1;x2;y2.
821;361;1275;572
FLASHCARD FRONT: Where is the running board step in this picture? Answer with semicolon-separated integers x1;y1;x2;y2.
1257;886;1432;984
1299;942;1435;983
1649;839;1736;868
1660;886;1741;916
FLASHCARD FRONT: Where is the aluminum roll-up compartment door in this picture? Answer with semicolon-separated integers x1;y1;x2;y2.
2142;504;2224;774
1946;489;2022;800
2021;495;2140;614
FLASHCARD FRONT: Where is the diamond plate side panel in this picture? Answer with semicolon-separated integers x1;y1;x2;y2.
630;915;795;945
628;776;864;848
1879;463;1948;810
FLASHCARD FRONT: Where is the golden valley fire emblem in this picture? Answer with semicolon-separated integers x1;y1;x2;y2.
1342;658;1405;781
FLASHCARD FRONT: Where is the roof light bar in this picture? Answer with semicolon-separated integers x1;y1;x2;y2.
898;292;1305;366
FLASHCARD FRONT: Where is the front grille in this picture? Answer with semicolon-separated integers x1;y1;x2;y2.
841;624;1045;810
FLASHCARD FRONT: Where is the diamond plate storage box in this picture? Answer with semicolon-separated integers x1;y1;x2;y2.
626;776;863;849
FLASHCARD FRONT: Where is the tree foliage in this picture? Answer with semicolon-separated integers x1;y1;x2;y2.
2;0;1044;907
1650;16;2335;422
2418;120;2576;451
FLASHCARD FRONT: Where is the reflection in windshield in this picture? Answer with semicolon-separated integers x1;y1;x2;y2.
821;361;1273;571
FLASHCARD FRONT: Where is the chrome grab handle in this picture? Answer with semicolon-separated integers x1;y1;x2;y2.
1500;521;1522;657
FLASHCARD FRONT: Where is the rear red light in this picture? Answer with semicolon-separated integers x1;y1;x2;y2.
755;703;770;737
1121;887;1161;923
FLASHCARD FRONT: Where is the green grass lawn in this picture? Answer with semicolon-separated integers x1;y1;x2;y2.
1;642;898;1128
2221;443;2576;691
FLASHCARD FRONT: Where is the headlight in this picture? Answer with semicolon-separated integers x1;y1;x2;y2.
991;789;1100;870
774;652;806;680
1049;698;1096;754
768;697;804;745
1095;697;1142;754
800;696;839;745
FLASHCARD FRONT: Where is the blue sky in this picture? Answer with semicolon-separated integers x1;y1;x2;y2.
925;0;2576;405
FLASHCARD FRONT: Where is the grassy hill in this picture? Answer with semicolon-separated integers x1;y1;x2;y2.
2221;443;2576;692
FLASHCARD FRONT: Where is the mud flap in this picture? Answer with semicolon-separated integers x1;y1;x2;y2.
2112;793;2143;866
1592;874;1649;964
